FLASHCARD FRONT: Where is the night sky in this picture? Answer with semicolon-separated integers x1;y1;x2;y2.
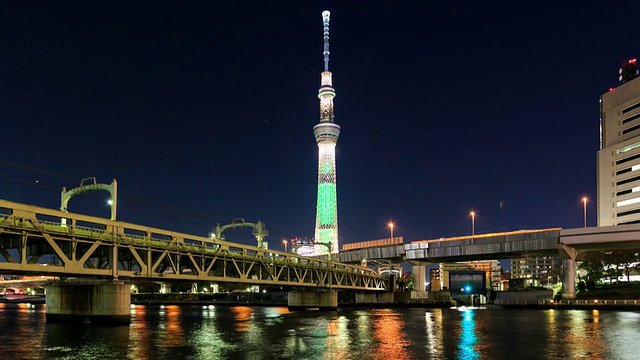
1;2;639;251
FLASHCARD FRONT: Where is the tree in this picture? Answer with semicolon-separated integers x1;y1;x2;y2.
578;251;606;282
608;250;638;282
397;272;414;291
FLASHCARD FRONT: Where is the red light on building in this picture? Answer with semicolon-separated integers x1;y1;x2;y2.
610;88;615;92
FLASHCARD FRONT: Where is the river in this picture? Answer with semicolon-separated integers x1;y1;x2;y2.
0;303;639;359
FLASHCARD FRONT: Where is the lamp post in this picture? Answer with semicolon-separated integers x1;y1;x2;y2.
282;239;288;253
582;197;588;228
470;211;476;236
388;222;394;242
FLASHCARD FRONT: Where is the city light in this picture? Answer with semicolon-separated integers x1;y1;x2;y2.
470;211;476;236
582;197;588;228
388;222;394;241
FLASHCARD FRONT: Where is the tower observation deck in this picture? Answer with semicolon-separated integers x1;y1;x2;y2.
313;10;340;256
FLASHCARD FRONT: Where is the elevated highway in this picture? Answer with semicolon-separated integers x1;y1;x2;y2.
336;226;640;298
338;226;640;264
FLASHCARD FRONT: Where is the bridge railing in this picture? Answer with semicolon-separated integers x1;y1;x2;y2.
0;200;379;278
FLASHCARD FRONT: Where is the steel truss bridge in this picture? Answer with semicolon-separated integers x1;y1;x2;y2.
0;200;385;291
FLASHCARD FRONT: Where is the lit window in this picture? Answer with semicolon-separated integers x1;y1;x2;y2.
617;197;640;207
617;142;640;154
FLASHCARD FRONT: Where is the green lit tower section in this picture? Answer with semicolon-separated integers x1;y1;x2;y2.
313;10;340;256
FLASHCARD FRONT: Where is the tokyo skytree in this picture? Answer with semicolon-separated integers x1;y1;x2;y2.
313;10;340;256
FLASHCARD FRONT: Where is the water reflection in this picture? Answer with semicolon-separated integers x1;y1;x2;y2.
230;306;253;332
189;320;234;359
371;309;411;360
425;310;444;357
354;309;374;349
605;312;640;360
44;323;130;359
129;305;152;359
565;309;604;358
457;309;479;360
2;304;640;359
324;315;349;359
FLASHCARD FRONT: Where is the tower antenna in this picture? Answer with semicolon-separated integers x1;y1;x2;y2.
322;10;330;71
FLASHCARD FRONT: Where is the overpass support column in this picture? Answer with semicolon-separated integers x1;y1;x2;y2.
562;259;576;299
412;264;427;291
45;280;131;325
288;290;337;310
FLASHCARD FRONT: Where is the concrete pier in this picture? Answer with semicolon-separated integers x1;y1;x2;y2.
562;258;576;299
288;290;338;310
412;264;427;291
45;280;131;325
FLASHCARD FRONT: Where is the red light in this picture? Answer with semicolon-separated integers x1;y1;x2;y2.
609;88;615;92
629;59;637;64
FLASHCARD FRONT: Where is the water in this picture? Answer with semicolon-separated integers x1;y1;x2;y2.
1;303;639;359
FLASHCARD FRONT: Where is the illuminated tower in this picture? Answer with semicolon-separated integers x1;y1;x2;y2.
313;10;340;256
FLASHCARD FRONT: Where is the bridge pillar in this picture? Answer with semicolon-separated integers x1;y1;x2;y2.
412;264;427;291
288;290;337;310
562;258;576;299
45;280;131;325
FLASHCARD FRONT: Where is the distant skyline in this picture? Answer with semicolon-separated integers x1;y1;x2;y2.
1;2;639;249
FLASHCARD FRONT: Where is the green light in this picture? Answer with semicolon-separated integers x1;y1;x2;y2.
317;183;336;225
319;228;333;243
317;90;336;98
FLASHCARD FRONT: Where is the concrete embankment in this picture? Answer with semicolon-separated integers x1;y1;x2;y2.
537;298;640;310
492;290;553;307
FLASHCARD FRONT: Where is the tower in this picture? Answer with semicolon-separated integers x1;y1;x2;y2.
313;10;341;256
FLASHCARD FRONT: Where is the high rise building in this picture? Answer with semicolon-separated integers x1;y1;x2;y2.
510;256;560;285
313;11;341;255
598;58;640;225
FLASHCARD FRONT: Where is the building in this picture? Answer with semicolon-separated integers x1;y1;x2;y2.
510;256;560;286
313;11;341;256
598;58;640;225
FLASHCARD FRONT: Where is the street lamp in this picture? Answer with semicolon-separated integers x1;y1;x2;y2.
470;211;476;236
282;239;288;253
582;197;588;228
388;222;394;241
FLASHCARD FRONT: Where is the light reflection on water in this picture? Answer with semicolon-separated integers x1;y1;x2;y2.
371;309;412;359
457;309;479;360
0;303;639;359
424;310;443;357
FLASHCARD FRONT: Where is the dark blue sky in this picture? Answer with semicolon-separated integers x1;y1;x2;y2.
1;1;639;249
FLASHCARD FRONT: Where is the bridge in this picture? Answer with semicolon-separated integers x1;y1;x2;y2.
0;199;385;323
0;199;383;290
336;226;640;298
